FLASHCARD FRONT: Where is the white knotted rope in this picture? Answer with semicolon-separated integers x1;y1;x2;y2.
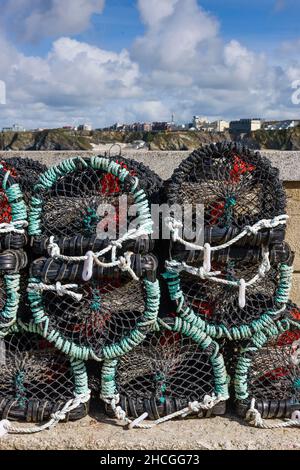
166;245;271;309
47;222;149;281
27;281;83;301
102;393;226;430
0;392;91;436
246;398;300;429
0;220;28;235
166;214;288;252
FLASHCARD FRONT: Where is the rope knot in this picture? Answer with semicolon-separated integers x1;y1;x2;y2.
48;236;61;258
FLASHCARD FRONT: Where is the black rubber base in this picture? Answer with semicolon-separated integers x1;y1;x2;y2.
105;395;226;421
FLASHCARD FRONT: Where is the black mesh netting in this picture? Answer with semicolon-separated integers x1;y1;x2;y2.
0;330;89;422
2;157;47;206
105;325;227;420
28;254;158;360
106;155;163;205
166;142;286;248
235;303;300;419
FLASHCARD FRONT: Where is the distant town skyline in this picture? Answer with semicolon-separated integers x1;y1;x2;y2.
0;1;299;129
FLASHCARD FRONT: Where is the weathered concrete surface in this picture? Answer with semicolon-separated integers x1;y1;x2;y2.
0;411;299;451
1;149;300;181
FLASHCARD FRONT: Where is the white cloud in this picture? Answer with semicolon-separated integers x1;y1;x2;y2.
2;0;105;41
134;0;218;70
0;0;300;128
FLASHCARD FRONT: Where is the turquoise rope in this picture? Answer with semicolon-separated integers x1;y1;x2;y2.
27;277;160;361
0;165;27;227
0;274;21;330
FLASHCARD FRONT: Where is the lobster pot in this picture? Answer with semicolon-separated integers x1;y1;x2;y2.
164;254;293;341
0;163;27;252
0;250;27;332
166;142;286;260
2;157;47;207
28;254;160;361
234;303;300;419
101;318;229;420
28;156;154;257
0;326;89;422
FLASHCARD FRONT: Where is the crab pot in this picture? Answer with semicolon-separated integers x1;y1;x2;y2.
102;318;229;420
0;328;89;422
234;303;300;419
28;156;156;257
166;142;286;257
28;254;160;361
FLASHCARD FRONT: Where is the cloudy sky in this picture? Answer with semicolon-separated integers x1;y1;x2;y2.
0;0;299;129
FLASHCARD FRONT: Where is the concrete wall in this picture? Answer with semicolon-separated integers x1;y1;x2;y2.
1;149;299;304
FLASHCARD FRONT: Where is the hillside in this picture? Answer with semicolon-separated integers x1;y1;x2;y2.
1;126;300;151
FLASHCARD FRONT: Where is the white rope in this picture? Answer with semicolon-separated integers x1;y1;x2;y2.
166;246;271;309
0;220;28;234
102;393;226;430
0;392;91;436
27;282;83;301
47;223;149;281
166;214;288;253
246;398;300;429
291;339;300;366
82;251;139;282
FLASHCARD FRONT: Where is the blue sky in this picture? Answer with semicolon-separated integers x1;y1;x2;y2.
0;0;299;128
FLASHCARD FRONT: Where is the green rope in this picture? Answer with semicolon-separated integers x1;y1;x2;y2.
27;277;160;361
14;370;27;409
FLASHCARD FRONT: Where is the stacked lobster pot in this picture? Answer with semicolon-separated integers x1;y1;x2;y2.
0;158;90;435
163;142;300;428
97;160;229;429
24;156;161;429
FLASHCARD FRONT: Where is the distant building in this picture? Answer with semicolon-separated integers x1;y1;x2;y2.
2;123;26;132
152;122;171;131
229;119;262;133
62;125;76;131
215;120;230;132
264;120;300;131
192;116;208;130
77;123;92;131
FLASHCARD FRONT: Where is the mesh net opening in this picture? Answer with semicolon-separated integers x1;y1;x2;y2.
167;143;286;235
178;261;279;331
0;330;88;422
109;327;226;420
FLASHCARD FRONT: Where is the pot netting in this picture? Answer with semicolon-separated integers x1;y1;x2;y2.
106;155;163;205
2;157;47;207
28;255;160;361
164;256;293;340
166;143;286;256
235;303;300;419
0;328;89;422
101;319;229;422
0;163;27;252
29;157;153;258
